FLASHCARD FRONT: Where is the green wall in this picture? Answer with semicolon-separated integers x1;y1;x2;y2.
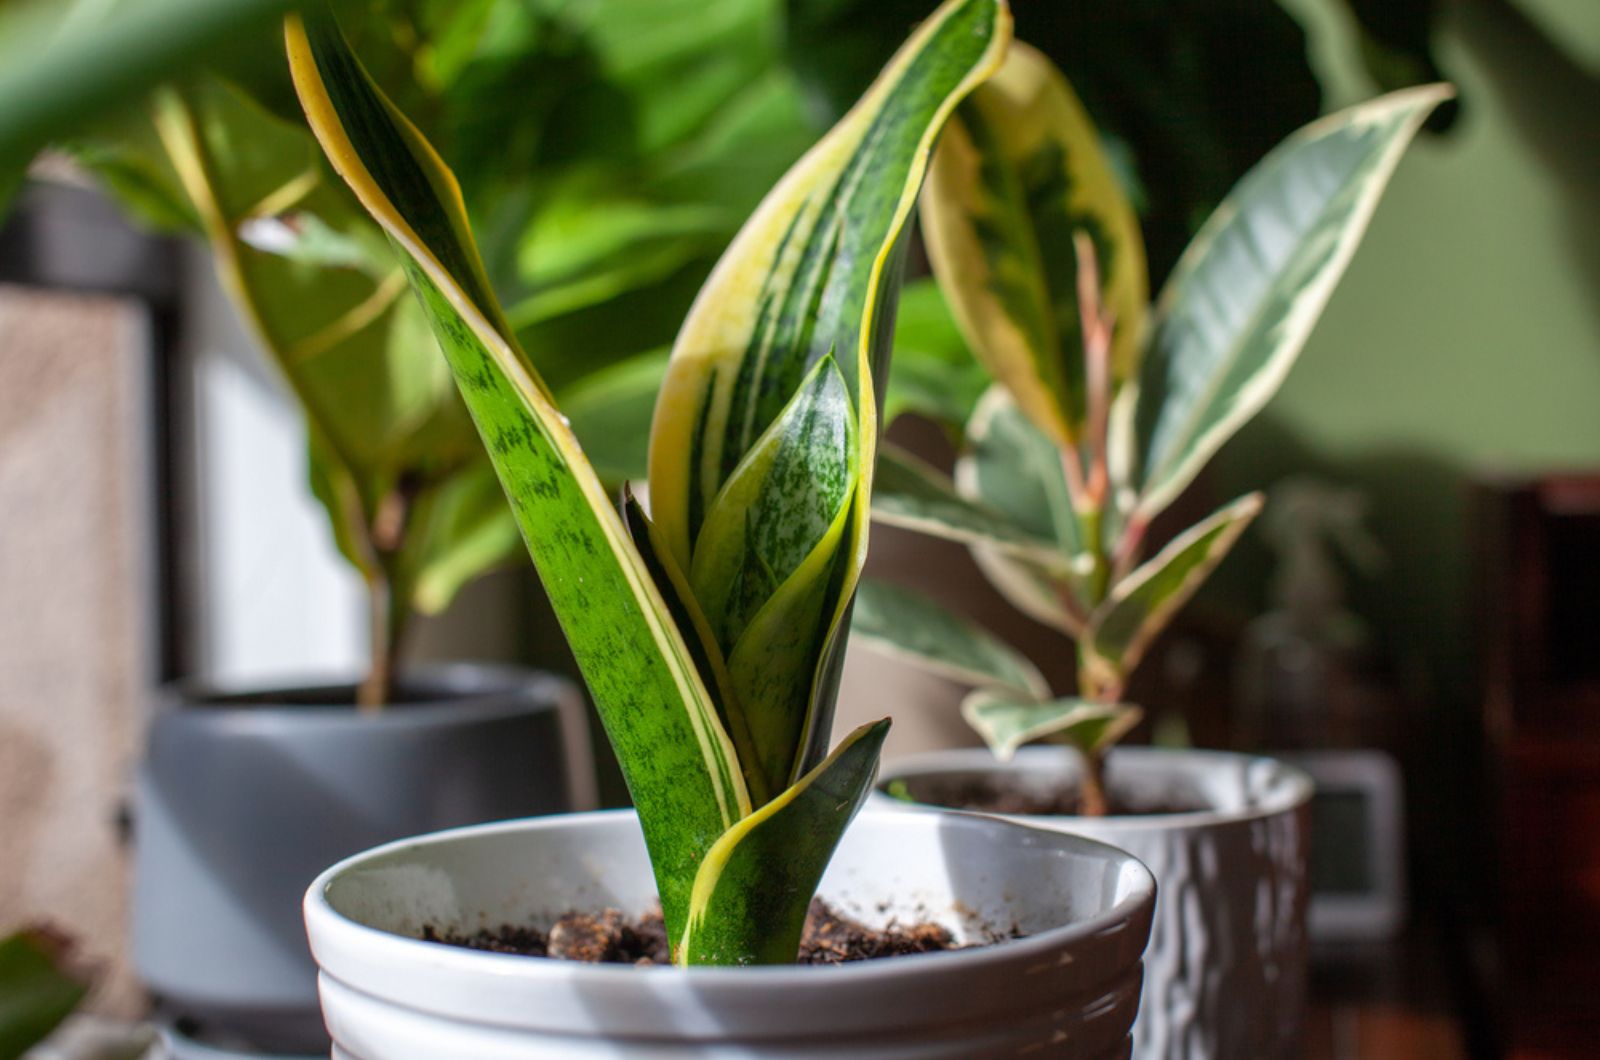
1214;0;1600;703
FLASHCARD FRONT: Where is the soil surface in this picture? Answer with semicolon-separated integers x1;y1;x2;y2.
891;774;1206;817
423;899;979;965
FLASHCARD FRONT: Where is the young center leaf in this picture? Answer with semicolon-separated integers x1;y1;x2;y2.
1132;85;1454;522
650;0;1012;787
286;11;748;943
920;39;1148;449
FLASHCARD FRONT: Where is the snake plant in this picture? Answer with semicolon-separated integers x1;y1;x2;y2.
857;41;1449;814
287;0;1009;963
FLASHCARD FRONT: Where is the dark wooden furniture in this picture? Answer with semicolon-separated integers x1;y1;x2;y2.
1479;474;1600;1056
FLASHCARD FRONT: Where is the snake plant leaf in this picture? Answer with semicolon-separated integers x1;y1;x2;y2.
688;355;859;794
679;718;890;966
0;928;89;1058
962;691;1142;761
650;0;1012;788
1132;85;1452;522
853;579;1050;701
649;0;1012;569
953;387;1083;633
690;356;857;655
874;442;1061;566
1082;493;1263;695
920;40;1148;448
287;10;749;943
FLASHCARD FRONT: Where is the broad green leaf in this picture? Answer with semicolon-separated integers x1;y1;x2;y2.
0;928;89;1058
883;277;988;427
962;691;1141;761
679;719;889;965
0;0;296;172
954;386;1081;633
556;347;671;484
650;0;1011;784
408;461;525;615
853;579;1049;700
873;442;1060;566
1082;493;1263;694
920;40;1148;448
288;10;748;944
1132;85;1452;521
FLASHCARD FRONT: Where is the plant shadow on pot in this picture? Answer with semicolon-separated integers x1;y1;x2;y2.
305;809;1156;1059
133;663;582;1055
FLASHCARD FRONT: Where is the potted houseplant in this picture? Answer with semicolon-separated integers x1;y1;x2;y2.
286;0;1159;1054
855;41;1449;1058
59;5;845;1052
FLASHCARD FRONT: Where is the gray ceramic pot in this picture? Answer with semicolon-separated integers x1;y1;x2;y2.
131;663;585;1055
875;747;1314;1060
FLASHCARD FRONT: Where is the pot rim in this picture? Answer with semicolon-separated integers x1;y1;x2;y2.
304;808;1156;987
155;662;575;730
878;746;1314;831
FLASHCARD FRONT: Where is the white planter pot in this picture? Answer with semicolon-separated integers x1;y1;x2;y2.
304;808;1156;1058
874;748;1313;1060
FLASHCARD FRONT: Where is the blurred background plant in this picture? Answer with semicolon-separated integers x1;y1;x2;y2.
0;0;1451;706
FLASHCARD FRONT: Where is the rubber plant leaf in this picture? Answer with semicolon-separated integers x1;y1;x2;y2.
961;691;1142;761
1081;493;1263;696
679;718;891;966
873;442;1062;567
1133;85;1453;522
954;386;1083;634
650;0;1012;787
920;39;1148;449
0;928;89;1058
286;11;748;943
853;578;1050;701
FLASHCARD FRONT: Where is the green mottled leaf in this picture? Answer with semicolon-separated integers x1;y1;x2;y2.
873;441;1060;566
679;719;889;965
690;356;859;793
853;579;1049;700
651;0;1011;785
1082;493;1263;695
961;691;1141;761
691;356;857;654
289;10;747;945
1133;85;1452;520
921;40;1147;447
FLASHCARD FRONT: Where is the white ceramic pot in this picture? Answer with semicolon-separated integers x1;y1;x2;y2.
304;808;1156;1058
874;747;1313;1060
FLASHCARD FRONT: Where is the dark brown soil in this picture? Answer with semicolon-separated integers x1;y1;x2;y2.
423;899;975;966
889;774;1205;817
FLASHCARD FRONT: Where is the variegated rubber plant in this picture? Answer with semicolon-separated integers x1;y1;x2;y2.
286;0;1009;963
858;41;1450;815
